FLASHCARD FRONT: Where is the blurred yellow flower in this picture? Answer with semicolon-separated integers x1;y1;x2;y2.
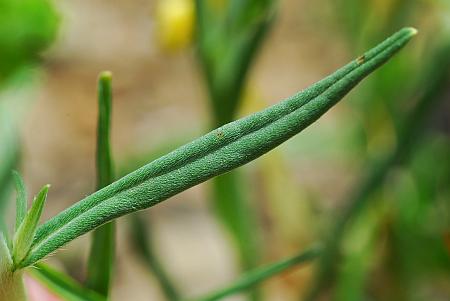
156;0;194;51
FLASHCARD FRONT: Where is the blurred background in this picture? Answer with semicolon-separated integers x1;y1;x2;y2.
0;0;449;300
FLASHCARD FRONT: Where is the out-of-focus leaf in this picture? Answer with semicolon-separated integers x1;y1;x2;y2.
196;0;275;125
193;245;321;301
0;0;59;82
30;263;106;301
335;203;381;301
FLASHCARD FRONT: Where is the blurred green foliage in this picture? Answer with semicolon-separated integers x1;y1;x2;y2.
0;0;58;237
0;0;59;83
1;1;448;300
305;1;450;300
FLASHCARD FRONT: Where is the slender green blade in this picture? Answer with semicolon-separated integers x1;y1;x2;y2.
86;222;115;296
12;171;27;232
86;71;115;297
95;71;114;189
21;28;416;268
30;263;106;301
193;245;322;301
12;184;49;267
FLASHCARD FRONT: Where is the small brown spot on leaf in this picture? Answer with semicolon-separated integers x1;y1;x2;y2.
216;131;224;139
356;55;366;65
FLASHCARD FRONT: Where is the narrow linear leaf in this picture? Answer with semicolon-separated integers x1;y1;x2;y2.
30;263;106;301
12;171;27;232
95;71;114;189
86;71;115;297
13;184;49;267
192;245;322;301
21;27;416;268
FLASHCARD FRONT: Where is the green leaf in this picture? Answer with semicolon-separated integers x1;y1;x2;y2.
12;184;49;267
12;171;27;232
95;71;114;189
86;71;115;297
0;0;59;82
192;245;322;301
30;263;106;301
195;0;275;126
86;221;115;297
20;27;415;268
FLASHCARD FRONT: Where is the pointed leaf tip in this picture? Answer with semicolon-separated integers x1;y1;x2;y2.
12;184;50;268
99;71;112;81
406;27;418;36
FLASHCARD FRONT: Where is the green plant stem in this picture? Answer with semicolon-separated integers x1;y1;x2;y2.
20;28;415;268
192;245;322;301
1;234;26;301
0;270;26;301
86;71;115;297
305;39;450;300
131;213;179;301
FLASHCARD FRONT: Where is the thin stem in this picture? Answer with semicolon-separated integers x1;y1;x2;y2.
192;245;322;301
30;263;106;301
1;234;26;301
